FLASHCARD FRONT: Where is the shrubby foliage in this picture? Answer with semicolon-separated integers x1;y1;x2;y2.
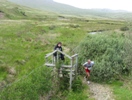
123;33;132;75
77;32;131;81
0;67;53;100
72;76;84;92
120;26;129;31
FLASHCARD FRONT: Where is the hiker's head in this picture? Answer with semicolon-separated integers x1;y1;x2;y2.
88;59;91;64
57;42;62;47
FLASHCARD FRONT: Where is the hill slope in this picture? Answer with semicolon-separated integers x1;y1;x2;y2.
0;0;57;19
8;0;132;20
8;0;84;15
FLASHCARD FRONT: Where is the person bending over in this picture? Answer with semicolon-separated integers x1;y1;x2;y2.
83;59;94;84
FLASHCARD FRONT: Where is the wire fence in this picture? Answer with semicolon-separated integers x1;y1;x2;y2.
0;63;45;94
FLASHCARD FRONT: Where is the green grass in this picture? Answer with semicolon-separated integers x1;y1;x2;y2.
109;79;132;100
0;18;127;99
0;66;53;100
66;91;88;100
0;0;57;20
0;66;7;81
0;0;131;99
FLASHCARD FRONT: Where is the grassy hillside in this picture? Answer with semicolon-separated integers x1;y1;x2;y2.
0;0;58;19
8;0;132;20
0;0;132;100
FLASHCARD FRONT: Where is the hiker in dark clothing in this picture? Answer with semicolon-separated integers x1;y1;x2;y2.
53;42;65;60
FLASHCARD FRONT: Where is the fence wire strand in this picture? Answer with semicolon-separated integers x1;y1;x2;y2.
0;64;45;94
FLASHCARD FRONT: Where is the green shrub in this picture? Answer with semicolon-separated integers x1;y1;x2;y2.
120;26;129;31
123;33;132;75
72;76;84;92
77;32;131;81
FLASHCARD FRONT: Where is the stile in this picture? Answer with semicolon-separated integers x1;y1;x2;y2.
45;49;78;89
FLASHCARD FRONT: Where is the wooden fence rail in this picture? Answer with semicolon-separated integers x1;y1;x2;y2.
45;49;78;89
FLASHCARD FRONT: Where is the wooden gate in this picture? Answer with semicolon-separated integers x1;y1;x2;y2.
45;49;78;89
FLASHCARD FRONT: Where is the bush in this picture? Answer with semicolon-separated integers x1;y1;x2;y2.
123;33;132;75
72;76;84;92
77;32;131;81
120;26;129;31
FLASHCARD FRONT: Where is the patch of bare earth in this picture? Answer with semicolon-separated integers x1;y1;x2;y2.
0;67;16;90
88;82;115;100
0;12;4;18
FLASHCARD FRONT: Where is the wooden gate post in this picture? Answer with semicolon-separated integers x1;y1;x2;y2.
75;55;78;78
69;57;73;90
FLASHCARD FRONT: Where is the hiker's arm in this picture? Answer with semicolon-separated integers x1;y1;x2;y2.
91;61;94;67
84;67;87;69
83;66;87;70
83;65;88;69
83;63;87;69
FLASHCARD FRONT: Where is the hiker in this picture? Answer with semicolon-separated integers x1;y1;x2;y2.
83;59;94;84
53;42;65;60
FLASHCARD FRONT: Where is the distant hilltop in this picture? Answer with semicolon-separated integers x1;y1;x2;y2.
8;0;132;20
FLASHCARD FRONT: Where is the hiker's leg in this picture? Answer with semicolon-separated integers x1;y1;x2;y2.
84;69;88;81
85;68;90;80
85;72;88;81
60;54;65;60
87;72;90;81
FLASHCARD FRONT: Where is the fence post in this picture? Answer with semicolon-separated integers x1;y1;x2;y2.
75;55;78;78
52;55;54;64
69;57;73;89
56;49;59;63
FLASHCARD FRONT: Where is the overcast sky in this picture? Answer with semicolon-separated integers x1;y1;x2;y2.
53;0;132;12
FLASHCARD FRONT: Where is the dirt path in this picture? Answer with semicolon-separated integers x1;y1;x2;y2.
88;82;115;100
